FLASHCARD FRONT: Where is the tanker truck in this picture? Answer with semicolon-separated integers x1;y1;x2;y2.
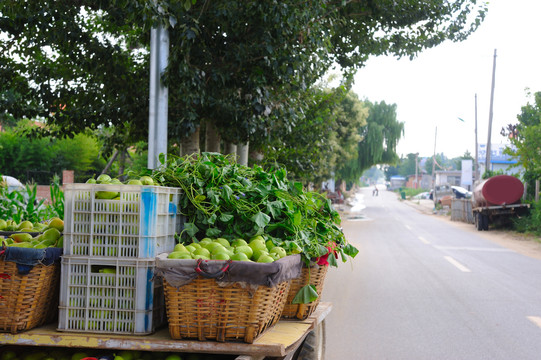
472;175;530;231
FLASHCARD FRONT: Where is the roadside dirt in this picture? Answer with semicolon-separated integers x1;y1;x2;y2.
405;199;541;261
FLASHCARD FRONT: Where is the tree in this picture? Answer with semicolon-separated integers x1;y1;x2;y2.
1;0;488;161
337;100;404;184
397;153;419;177
501;91;541;197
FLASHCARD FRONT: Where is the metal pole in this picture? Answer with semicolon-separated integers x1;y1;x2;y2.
148;25;169;169
486;49;497;172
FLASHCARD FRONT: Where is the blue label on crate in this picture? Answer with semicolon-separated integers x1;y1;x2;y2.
141;188;157;257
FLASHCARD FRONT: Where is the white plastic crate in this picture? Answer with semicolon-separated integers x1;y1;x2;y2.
57;256;165;335
63;183;182;258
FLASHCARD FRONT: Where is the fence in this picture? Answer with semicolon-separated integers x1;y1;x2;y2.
451;199;474;224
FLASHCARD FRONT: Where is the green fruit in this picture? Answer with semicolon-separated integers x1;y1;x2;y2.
249;235;265;243
165;355;182;360
139;176;154;185
257;254;275;263
41;228;61;244
232;238;248;247
10;241;33;248
252;249;269;261
0;219;7;230
215;237;231;248
86;178;97;184
210;244;227;255
265;239;276;251
249;240;267;253
270;246;287;259
193;247;211;258
17;220;33;231
96;190;120;199
10;232;33;243
234;245;253;259
212;252;231;260
185;245;197;253
96;174;112;184
231;252;250;261
110;178;123;184
71;353;89;360
174;243;189;253
127;179;143;185
193;254;210;260
47;217;64;232
168;251;192;259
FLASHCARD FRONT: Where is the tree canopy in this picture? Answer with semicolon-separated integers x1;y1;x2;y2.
0;0;487;182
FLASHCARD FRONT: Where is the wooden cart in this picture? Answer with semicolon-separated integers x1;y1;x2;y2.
0;302;331;360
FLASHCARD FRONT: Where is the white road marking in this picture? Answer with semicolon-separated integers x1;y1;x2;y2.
418;236;430;245
405;224;412;230
527;316;541;329
435;246;513;252
444;256;471;272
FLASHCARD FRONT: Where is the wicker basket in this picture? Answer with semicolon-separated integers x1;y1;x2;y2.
281;265;328;320
0;259;60;333
164;277;290;343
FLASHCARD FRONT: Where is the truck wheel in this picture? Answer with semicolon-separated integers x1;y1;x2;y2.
482;214;489;231
297;320;326;360
475;213;483;231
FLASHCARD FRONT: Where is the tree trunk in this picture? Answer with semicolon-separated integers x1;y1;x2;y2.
181;126;200;156
224;143;237;158
118;149;126;180
249;149;264;162
238;141;249;166
205;120;221;153
102;149;119;174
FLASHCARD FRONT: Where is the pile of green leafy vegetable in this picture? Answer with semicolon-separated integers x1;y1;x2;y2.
151;152;358;264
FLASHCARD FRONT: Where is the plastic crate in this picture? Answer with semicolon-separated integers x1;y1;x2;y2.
63;183;182;258
57;256;165;335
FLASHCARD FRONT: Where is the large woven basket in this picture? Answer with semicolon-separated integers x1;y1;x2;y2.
164;277;290;343
281;265;328;320
0;259;60;333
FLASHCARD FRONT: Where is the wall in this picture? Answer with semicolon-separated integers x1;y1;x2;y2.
36;170;74;204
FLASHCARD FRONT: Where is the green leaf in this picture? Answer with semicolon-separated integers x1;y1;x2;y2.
206;228;221;238
183;222;199;238
251;211;271;229
328;252;338;267
292;284;319;304
292;210;302;226
343;244;359;258
219;213;234;223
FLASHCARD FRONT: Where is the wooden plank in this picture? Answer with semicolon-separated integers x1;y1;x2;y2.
0;302;332;358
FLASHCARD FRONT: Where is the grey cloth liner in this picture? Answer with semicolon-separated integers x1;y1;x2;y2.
155;252;302;289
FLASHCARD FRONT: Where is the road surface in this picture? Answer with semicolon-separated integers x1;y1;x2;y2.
322;187;541;360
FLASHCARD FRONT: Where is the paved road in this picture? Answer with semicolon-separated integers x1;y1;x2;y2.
321;187;541;360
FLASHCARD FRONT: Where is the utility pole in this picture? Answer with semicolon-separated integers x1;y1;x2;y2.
474;93;479;182
148;25;169;169
432;127;437;205
486;49;497;172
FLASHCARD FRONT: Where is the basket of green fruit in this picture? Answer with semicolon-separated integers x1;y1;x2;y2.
155;242;301;343
0;245;62;333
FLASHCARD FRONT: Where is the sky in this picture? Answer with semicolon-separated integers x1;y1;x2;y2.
351;0;541;159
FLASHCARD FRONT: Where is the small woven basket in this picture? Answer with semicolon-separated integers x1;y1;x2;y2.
281;265;328;320
164;277;290;343
0;259;60;333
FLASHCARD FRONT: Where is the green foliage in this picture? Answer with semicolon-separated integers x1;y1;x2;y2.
513;200;541;236
338;100;404;183
1;1;487;161
502;91;541;198
151;152;357;262
0;183;57;223
0;124;105;184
